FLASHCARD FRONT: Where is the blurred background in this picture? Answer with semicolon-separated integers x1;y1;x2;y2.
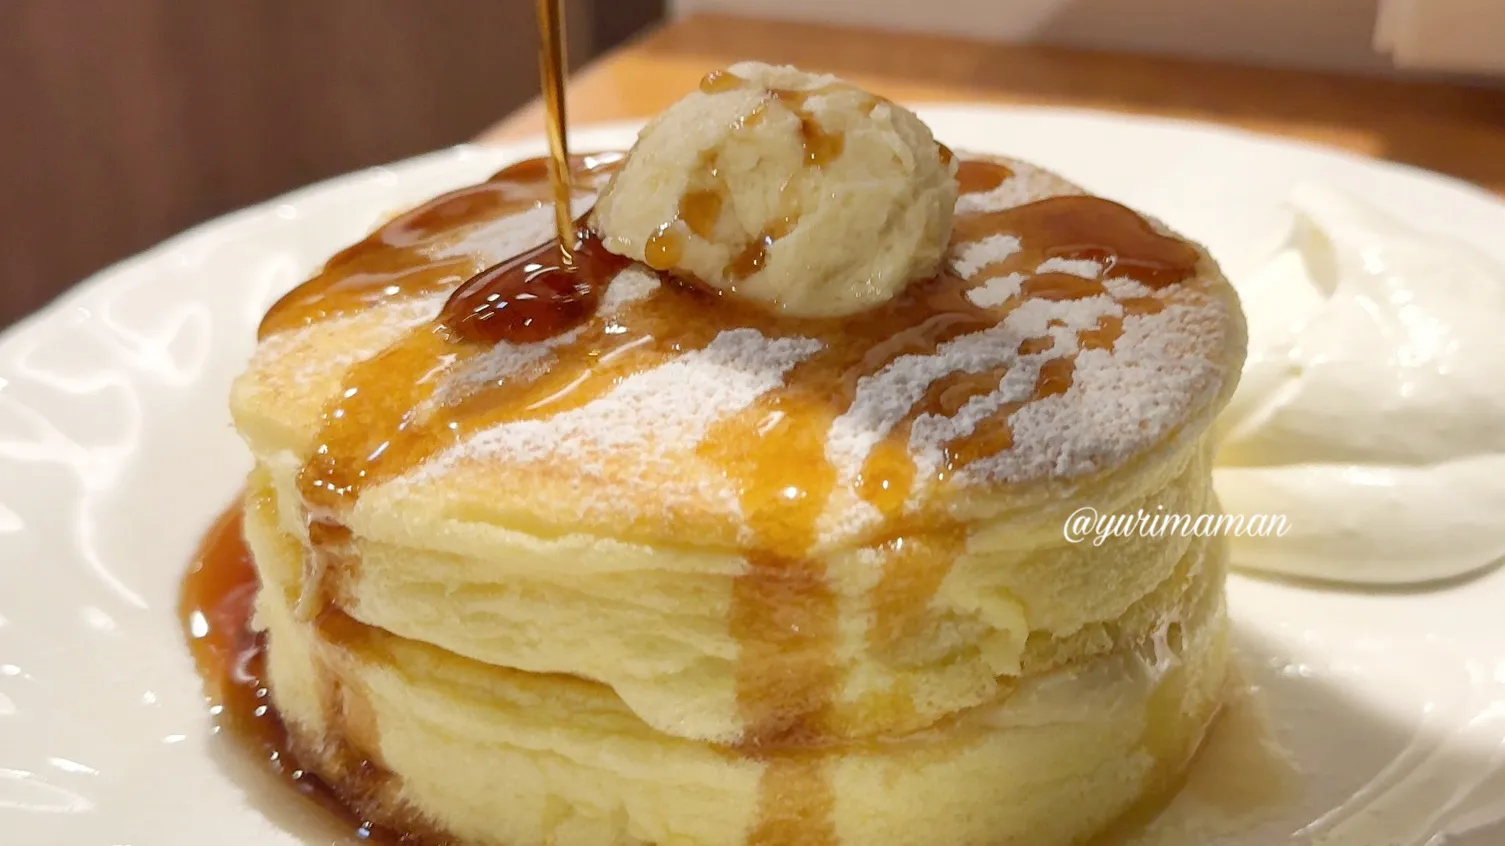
1;0;1498;329
0;0;664;330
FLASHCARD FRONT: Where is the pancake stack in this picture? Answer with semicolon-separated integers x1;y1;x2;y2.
231;151;1246;846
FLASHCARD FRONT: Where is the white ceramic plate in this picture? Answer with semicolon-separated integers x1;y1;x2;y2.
2;107;1503;846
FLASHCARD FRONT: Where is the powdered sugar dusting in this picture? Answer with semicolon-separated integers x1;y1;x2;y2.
1104;277;1154;299
402;329;823;531
953;235;1021;277
268;153;1236;544
829;288;1124;497
1036;257;1103;278
601;267;662;310
955;158;1087;215
251;294;443;386
818;155;1234;523
965;302;1223;483
966;273;1024;308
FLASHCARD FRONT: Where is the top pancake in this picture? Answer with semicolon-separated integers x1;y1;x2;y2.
233;152;1246;555
232;150;1246;744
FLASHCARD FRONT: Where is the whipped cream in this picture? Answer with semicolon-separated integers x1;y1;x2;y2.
1214;185;1505;584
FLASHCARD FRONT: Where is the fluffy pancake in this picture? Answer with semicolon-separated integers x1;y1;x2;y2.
230;150;1247;845
246;478;1230;846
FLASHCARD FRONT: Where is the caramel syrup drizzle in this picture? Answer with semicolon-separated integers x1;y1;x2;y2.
179;498;437;844
258;153;624;340
535;0;576;259
223;137;1199;843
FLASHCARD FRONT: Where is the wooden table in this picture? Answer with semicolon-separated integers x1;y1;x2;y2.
480;13;1505;196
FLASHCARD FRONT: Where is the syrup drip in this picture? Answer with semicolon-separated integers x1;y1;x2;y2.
727;216;798;282
179;501;436;844
643;153;728;275
1018;335;1055;354
700;69;746;94
257;154;623;340
536;0;576;255
850;188;1187;500
645;223;685;271
442;227;630;344
182;501;1288;846
681;189;724;238
487;150;624;186
772;89;847;168
856;367;1009;518
953;195;1200;289
955;159;1013;195
190;145;1201;845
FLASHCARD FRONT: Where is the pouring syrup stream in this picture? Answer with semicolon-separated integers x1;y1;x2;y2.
536;0;576;263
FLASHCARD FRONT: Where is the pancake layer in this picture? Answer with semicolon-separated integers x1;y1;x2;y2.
247;479;1230;846
250;427;1218;743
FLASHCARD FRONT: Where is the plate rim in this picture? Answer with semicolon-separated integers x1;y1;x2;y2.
6;102;1502;353
4;102;1505;845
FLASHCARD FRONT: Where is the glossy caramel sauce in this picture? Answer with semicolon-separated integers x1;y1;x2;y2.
258;153;623;340
180;501;438;844
645;222;685;270
442;226;630;344
642;166;728;273
698;68;743;94
681;188;725;238
953;194;1199;289
955;158;1012;194
189;147;1205;844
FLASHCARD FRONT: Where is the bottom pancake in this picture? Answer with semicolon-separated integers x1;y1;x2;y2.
246;492;1229;846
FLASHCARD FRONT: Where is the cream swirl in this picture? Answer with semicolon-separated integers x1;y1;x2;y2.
1215;184;1505;584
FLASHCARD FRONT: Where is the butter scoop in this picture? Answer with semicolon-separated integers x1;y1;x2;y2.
590;62;958;318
